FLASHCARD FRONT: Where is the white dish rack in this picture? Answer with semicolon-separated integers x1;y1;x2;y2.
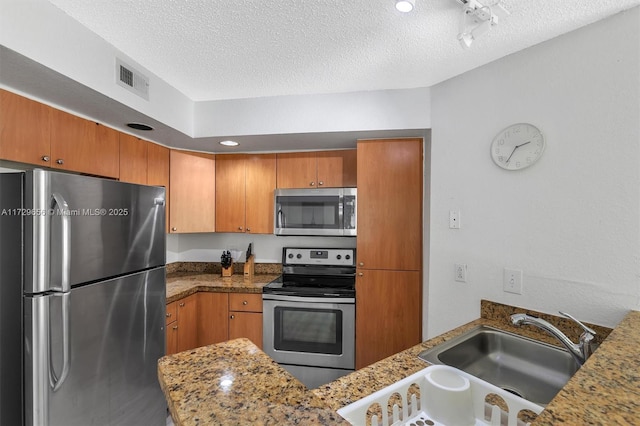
337;365;543;426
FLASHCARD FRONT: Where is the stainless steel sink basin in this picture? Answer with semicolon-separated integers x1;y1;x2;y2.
418;325;579;405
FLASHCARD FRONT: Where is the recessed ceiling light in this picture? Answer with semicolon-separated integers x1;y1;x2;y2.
126;122;154;131
395;0;415;13
219;140;239;147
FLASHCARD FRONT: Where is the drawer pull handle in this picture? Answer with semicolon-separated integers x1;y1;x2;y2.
179;302;185;307
230;315;235;319
166;313;172;317
172;326;178;330
243;301;248;305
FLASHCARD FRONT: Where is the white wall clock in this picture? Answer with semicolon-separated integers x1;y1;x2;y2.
490;123;545;170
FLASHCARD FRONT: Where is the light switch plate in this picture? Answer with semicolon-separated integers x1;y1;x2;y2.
503;268;523;294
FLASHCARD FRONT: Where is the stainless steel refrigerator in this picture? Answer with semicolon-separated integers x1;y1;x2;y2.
0;169;167;426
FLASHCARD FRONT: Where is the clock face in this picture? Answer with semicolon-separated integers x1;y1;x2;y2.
491;123;545;170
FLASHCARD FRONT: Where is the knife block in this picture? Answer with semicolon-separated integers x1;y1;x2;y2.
222;261;233;277
244;255;255;277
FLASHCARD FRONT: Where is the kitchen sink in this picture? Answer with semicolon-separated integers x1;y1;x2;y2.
418;325;579;405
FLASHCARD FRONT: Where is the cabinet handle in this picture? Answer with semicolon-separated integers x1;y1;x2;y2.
246;227;250;232
41;155;50;162
238;226;243;231
172;325;178;330
358;273;364;276
171;227;177;232
318;181;324;186
310;181;315;186
56;159;64;165
166;313;172;318
359;262;364;266
242;301;248;305
179;302;185;307
230;315;235;319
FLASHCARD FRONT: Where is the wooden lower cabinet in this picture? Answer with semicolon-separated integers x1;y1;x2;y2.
355;269;421;369
229;293;263;349
165;294;199;355
166;291;263;354
197;292;230;347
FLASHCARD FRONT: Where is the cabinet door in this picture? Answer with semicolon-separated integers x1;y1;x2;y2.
229;312;263;349
166;321;178;355
215;154;246;233
0;89;52;166
119;134;148;184
197;292;229;347
169;150;215;233
316;149;357;188
276;152;317;188
147;143;170;233
245;154;276;234
176;294;199;353
166;301;178;325
50;110;120;178
355;269;421;369
356;139;422;271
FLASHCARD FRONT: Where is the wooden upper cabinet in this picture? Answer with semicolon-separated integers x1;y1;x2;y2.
316;149;357;188
215;154;247;233
216;153;276;234
276;150;356;188
245;154;276;234
169;150;215;233
119;134;148;185
50;109;120;178
356;139;423;271
147;143;170;233
0;89;52;166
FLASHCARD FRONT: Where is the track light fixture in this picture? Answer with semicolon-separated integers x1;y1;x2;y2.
456;0;509;48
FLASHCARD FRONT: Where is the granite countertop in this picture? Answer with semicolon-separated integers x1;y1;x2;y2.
166;272;280;303
158;300;640;426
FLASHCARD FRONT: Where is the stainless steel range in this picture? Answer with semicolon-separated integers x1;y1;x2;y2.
263;247;355;389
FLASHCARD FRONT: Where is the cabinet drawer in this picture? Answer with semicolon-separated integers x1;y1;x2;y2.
166;301;178;325
229;293;262;312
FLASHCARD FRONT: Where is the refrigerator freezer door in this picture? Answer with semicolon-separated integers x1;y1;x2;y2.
24;267;166;426
24;170;166;294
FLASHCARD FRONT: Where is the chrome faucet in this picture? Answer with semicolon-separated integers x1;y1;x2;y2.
510;311;596;366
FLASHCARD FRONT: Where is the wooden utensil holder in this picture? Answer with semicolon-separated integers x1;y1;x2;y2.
244;255;255;277
222;261;234;277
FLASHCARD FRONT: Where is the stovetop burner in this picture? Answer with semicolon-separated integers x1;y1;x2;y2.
263;247;356;298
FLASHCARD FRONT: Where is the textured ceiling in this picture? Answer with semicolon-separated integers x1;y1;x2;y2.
46;0;639;102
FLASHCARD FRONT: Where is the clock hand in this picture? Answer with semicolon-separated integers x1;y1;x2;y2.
505;141;532;164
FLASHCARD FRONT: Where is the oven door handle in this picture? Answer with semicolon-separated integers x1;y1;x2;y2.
262;294;355;304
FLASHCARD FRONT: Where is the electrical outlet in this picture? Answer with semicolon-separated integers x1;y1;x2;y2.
449;210;461;229
503;268;523;294
455;263;467;282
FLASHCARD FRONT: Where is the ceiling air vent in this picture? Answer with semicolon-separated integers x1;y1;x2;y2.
116;58;149;100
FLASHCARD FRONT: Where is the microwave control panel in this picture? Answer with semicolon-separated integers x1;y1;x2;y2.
283;248;355;267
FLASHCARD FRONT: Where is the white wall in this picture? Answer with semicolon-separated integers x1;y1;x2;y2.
427;7;640;337
167;233;356;264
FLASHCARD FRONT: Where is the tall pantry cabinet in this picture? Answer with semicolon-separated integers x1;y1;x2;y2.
355;138;423;369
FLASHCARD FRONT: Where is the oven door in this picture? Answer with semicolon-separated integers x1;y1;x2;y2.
262;295;355;370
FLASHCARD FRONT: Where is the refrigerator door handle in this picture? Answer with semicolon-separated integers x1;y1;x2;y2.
51;192;71;293
49;292;71;391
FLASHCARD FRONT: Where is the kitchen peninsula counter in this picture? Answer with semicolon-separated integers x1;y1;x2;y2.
158;301;640;426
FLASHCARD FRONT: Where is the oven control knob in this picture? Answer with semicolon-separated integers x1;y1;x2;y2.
288;253;294;259
296;254;302;259
346;255;351;260
336;255;342;260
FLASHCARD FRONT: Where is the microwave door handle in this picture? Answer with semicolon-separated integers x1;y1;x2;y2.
278;209;286;228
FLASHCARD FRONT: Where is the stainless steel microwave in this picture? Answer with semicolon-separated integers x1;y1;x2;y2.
274;188;357;236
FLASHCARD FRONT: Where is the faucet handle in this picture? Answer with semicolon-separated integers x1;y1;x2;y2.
559;311;596;336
